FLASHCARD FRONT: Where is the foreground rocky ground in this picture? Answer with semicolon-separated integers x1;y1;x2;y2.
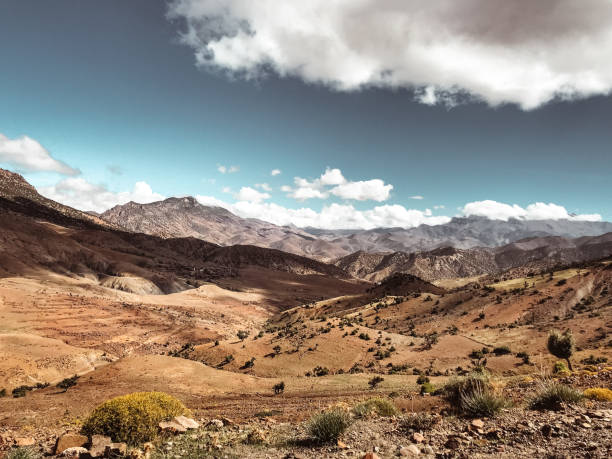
1;369;610;459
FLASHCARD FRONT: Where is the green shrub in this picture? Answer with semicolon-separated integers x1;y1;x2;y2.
459;387;507;417
368;376;384;389
6;448;40;459
581;355;608;365
547;329;575;371
442;372;490;407
273;381;285;394
81;391;189;444
307;408;352;443
416;374;430;385
529;381;583;410
353;398;396;417
552;360;569;374
0;388;6;397
57;375;79;392
420;382;435;395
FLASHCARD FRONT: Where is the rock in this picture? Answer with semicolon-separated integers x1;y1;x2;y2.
105;442;127;457
246;428;267;445
88;435;112;458
412;432;425;443
159;420;187;434
58;446;88;458
221;417;234;426
207;419;224;430
400;444;420;456
173;416;199;429
56;433;88;454
338;440;349;449
470;419;484;429
15;437;35;447
445;436;462;450
362;454;380;459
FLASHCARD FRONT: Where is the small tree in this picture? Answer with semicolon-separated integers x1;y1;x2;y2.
273;345;281;355
368;375;384;389
237;330;249;341
547;330;575;371
57;375;79;392
273;381;285;394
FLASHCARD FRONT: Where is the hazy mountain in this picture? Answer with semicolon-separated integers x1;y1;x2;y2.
100;196;612;261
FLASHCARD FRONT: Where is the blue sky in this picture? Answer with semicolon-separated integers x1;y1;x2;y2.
0;0;610;228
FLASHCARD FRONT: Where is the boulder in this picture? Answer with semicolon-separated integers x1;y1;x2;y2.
15;437;35;447
56;433;88;454
400;444;420;456
88;435;112;458
470;419;484;429
412;432;425;443
105;442;127;457
207;419;224;430
59;446;88;458
173;416;199;429
159;420;187;434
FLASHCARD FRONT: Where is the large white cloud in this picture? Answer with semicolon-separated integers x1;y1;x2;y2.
0;133;79;175
168;0;612;109
195;195;449;229
234;186;270;203
286;167;393;202
462;200;601;222
39;178;165;213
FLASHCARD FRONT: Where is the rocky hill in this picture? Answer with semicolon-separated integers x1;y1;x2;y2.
336;234;612;282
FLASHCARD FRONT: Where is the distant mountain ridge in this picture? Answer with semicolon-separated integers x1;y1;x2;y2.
100;196;612;260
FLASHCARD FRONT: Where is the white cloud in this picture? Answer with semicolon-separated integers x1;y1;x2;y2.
0;133;79;175
39;178;165;213
410;195;424;200
195;195;450;230
434;205;445;209
169;0;612;109
462;200;601;222
255;182;272;192
330;179;393;202
285;167;393;202
234;186;270;203
270;169;281;176
217;164;239;174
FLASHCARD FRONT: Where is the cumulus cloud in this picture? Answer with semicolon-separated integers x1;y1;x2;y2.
168;0;612;109
217;164;239;174
410;195;424;200
255;182;272;192
462;200;601;221
195;195;450;230
234;186;270;203
39;178;165;213
0;133;79;175
270;169;281;176
285;168;393;202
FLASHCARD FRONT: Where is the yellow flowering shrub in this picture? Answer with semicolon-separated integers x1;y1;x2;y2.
583;388;612;402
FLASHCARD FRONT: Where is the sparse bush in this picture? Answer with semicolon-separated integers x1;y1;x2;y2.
552;360;569;375
359;333;371;341
492;346;511;356
273;381;285;395
398;413;438;432
5;448;40;459
420;382;435;395
516;352;530;364
581;355;608;365
353;397;396;417
416;374;430;385
12;386;31;398
237;330;249;341
547;329;575;371
0;388;6;397
443;372;491;407
529;381;583;410
583;388;612;401
312;366;329;377
82;391;189;444
57;375;79;392
459;387;507;417
368;376;384;389
307;408;352;443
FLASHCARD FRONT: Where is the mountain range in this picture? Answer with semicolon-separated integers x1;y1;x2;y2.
101;195;612;261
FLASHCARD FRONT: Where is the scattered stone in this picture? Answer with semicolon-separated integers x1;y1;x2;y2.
105;442;127;457
445;436;462;450
58;446;88;458
15;437;35;447
221;417;234;426
173;415;199;429
159;420;188;434
362;453;380;459
470;419;484;429
207;419;225;430
412;432;425;443
399;444;420;456
88;435;112;458
338;440;349;449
